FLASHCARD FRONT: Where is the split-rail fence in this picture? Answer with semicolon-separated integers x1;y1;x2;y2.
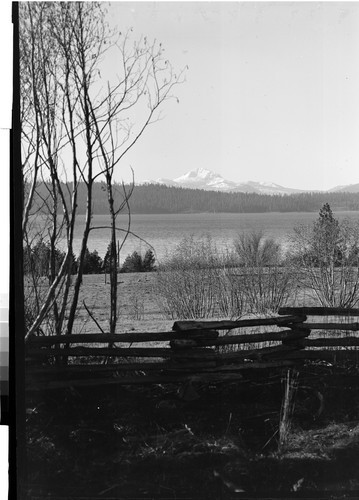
26;307;359;391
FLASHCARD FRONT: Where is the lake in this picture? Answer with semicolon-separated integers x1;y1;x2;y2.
64;211;359;263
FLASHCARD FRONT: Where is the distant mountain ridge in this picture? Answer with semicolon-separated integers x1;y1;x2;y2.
328;183;359;193
31;180;359;215
142;167;359;194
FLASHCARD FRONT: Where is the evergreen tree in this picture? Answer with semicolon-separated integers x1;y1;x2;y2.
24;240;71;277
319;202;336;224
81;248;103;274
143;249;156;272
103;243;114;274
291;204;359;307
121;251;143;273
314;203;341;266
120;249;156;273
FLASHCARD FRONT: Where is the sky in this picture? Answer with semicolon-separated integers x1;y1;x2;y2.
2;1;359;193
100;2;359;191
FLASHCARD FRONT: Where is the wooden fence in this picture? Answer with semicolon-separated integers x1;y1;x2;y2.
278;306;359;363
26;314;308;391
26;307;359;391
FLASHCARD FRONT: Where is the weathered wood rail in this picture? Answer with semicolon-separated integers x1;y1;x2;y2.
26;307;359;391
278;306;359;362
26;314;309;391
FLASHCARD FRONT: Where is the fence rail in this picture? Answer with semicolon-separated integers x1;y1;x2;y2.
278;307;359;316
278;306;359;363
26;314;307;390
26;307;359;391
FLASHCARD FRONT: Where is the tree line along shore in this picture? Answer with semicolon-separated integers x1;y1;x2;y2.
28;181;359;215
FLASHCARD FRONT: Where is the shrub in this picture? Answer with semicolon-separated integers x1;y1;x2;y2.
23;239;77;337
24;278;48;336
240;264;294;314
23;240;76;277
213;268;246;318
155;235;244;319
233;231;294;314
234;230;282;267
156;233;294;319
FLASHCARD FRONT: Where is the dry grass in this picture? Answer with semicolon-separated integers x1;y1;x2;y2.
281;422;359;460
64;273;172;334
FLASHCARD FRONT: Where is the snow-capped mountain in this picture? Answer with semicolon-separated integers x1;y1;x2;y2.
235;180;304;195
153;168;304;195
144;168;358;194
172;168;239;191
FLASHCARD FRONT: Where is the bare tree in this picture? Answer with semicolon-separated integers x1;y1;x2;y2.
21;2;75;340
20;2;184;342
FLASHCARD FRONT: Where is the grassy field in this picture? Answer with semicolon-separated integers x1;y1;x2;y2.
55;270;311;332
66;272;173;334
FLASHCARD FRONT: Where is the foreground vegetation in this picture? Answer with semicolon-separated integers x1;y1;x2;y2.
26;362;359;497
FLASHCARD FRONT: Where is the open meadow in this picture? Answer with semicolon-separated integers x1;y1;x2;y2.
69;272;172;335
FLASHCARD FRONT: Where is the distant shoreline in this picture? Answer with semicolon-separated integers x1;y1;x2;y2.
31;182;359;215
56;208;359;216
30;210;359;263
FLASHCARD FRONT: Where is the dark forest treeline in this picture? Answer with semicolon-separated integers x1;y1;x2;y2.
30;181;359;214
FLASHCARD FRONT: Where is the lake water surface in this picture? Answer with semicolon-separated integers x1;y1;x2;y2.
67;211;359;263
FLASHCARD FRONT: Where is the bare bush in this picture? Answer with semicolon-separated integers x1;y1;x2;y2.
233;231;294;314
234;230;282;267
215;269;246;318
241;266;294;314
155;235;245;319
128;295;145;321
155;232;293;319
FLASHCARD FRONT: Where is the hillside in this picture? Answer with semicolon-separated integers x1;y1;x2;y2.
31;182;359;215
